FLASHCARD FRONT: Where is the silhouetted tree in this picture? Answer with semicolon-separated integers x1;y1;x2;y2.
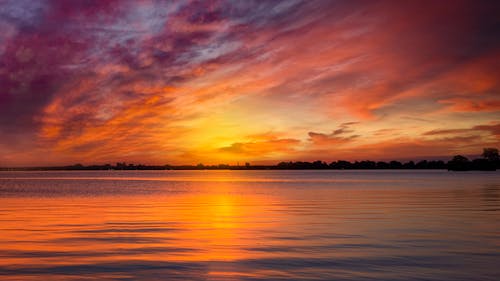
330;160;352;169
472;158;496;171
482;148;499;162
428;160;446;169
389;161;403;169
403;161;415;169
376;161;389;169
447;155;471;171
312;160;328;169
415;160;428;169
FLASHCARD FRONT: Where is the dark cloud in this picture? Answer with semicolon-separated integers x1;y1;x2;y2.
308;122;360;146
473;123;500;138
308;131;359;146
423;122;500;139
256;1;500;117
0;29;88;134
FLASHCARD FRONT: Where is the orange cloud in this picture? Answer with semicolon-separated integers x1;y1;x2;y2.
424;122;500;137
0;1;499;166
438;98;500;112
219;138;301;157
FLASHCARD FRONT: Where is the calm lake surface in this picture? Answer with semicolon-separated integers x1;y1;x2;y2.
0;170;499;280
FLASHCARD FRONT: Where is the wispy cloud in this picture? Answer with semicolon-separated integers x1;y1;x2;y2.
0;1;498;165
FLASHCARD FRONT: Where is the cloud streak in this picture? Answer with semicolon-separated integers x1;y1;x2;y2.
0;0;499;165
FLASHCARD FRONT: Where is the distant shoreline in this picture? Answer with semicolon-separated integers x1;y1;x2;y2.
1;166;452;171
1;157;497;172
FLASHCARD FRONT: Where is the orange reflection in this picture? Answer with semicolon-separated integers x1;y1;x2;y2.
1;170;499;280
0;183;274;270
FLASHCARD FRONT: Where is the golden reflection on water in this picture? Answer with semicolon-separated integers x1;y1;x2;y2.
0;170;499;280
0;185;275;269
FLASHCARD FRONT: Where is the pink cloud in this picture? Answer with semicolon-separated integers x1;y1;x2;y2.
0;1;499;166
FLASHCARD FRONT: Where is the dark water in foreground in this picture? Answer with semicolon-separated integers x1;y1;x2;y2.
0;170;499;280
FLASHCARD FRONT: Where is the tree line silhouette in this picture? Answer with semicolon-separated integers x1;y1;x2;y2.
277;148;499;171
1;148;498;171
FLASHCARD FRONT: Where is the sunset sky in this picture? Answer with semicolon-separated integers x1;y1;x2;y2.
0;0;499;166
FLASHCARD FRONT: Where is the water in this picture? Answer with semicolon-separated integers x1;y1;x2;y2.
0;170;499;280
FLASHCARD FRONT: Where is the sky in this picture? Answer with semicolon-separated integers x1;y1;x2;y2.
0;0;499;166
